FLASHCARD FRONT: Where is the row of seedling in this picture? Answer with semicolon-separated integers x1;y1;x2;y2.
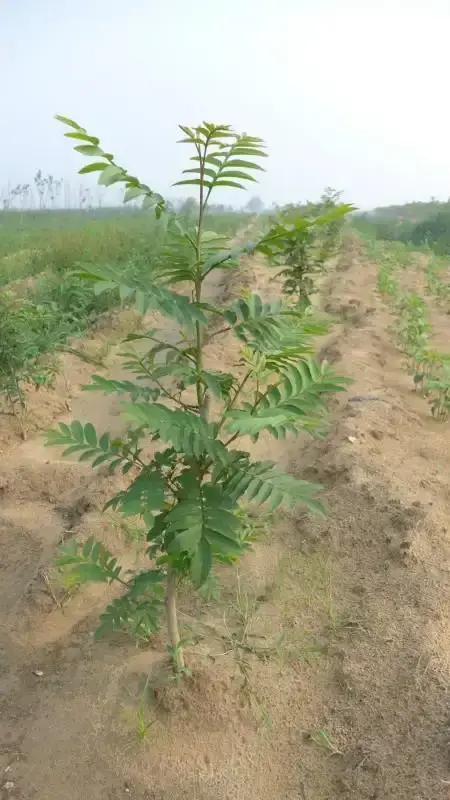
373;240;410;298
395;294;450;419
375;245;450;420
424;256;450;307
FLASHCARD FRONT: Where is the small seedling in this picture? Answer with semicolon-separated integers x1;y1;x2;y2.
425;366;450;420
394;292;431;355
307;728;343;756
197;573;222;603
107;513;147;547
259;707;273;734
167;636;194;680
123;675;156;743
136;696;155;742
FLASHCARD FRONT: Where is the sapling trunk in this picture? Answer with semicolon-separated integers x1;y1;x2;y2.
166;564;185;671
166;179;208;675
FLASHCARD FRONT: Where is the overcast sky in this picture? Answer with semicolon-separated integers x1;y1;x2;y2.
2;0;450;210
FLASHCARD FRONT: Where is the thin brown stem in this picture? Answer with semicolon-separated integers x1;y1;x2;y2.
206;325;231;340
152;375;192;410
131;352;192;410
147;336;196;364
223;430;240;449
115;575;132;589
216;369;252;434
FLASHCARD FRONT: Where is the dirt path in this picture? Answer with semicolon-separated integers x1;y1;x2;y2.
1;239;450;799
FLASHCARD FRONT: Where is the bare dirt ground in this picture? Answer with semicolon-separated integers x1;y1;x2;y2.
1;238;450;799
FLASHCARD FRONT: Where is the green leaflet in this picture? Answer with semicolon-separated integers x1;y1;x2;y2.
56;115;166;217
98;165;124;186
224;294;331;355
201;369;234;399
164;473;243;586
55;114;81;130
82;375;160;402
95;591;164;641
221;459;325;513
202;242;253;276
117;337;196;388
75;264;206;327
121;403;230;463
190;540;213;587
56;536;122;583
127;569;165;596
104;469;165;517
176;126;266;203
56;536;165;642
45;421;140;472
74;144;104;157
225;358;349;438
225;295;292;348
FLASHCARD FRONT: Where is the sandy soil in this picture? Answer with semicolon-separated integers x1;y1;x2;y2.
1;237;450;799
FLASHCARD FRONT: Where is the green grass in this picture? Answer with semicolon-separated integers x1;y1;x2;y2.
0;209;158;285
0;207;248;407
0;208;247;285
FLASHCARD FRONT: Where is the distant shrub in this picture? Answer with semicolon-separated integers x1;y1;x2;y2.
408;210;450;254
354;204;450;256
352;214;415;243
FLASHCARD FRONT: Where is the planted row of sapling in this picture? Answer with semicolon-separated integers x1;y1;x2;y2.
375;242;450;420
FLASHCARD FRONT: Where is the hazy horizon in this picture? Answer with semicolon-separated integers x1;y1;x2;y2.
2;0;450;212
